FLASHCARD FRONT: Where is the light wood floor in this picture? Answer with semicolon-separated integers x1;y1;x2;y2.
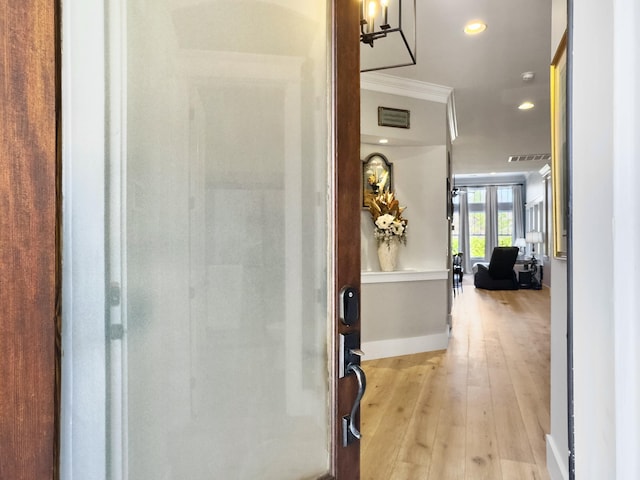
361;279;551;480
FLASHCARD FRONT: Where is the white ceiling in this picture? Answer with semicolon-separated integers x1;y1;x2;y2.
368;0;553;176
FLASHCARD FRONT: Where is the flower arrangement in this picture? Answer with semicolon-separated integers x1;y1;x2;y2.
368;191;408;246
366;169;389;196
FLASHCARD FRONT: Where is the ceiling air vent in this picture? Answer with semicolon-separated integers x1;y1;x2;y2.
508;153;551;163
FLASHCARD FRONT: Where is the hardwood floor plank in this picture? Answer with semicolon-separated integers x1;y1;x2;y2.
361;356;433;480
500;459;546;480
361;278;551;479
465;386;502;479
395;353;444;468
388;461;430;480
497;321;551;475
480;294;537;464
426;424;466;480
361;356;407;442
465;308;491;388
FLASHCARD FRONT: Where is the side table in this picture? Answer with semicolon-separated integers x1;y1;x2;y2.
517;260;543;289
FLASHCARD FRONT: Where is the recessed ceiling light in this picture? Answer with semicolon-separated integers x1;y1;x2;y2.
378;138;389;144
464;21;487;35
518;101;535;110
521;71;535;82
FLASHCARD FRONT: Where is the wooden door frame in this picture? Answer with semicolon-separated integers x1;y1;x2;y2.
0;1;60;479
332;0;361;478
1;0;360;478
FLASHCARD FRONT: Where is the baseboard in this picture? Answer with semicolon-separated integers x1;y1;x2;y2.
362;329;449;360
546;434;569;480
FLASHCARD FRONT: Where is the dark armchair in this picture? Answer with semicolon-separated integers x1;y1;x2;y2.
474;246;519;290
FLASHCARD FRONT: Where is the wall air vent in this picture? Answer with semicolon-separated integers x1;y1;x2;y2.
508;153;551;163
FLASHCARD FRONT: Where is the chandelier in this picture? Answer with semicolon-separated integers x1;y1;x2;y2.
360;0;417;72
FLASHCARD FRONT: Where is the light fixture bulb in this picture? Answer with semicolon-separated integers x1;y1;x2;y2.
368;1;377;18
518;101;535;110
464;21;487;35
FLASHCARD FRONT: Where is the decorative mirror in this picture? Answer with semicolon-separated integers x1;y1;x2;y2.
362;153;393;208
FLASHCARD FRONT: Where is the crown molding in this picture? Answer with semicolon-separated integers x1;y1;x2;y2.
360;72;458;141
360;72;453;103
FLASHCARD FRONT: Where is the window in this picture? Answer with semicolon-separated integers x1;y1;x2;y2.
498;210;513;246
450;184;522;262
497;186;514;247
451;195;460;254
468;187;486;259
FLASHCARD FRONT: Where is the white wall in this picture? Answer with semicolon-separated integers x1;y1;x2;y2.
360;117;449;358
361;89;447;145
551;1;568;60
361;278;449;359
572;0;617;477
567;0;640;477
611;0;640;478
361;145;448;272
545;2;640;479
568;3;640;478
546;1;569;478
526;171;546;203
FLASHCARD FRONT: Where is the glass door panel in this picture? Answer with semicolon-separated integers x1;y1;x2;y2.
107;1;329;478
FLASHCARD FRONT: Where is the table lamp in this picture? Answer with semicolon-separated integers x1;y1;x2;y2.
514;237;526;257
525;231;544;262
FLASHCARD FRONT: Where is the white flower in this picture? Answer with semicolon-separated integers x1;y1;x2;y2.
368;191;408;246
390;220;405;236
375;214;395;230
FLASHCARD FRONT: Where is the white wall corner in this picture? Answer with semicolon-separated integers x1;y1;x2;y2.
613;1;640;479
361;72;453;104
546;434;569;480
447;91;458;142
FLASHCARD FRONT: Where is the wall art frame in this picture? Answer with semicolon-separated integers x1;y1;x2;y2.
551;30;568;259
362;152;393;208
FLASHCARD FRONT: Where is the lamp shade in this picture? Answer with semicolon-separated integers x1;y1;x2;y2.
514;238;527;248
525;231;543;244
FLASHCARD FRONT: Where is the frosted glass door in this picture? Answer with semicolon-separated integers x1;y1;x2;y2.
107;1;330;478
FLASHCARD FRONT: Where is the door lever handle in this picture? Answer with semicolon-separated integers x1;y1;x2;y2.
342;363;367;445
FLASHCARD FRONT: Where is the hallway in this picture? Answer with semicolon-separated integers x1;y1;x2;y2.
361;280;551;479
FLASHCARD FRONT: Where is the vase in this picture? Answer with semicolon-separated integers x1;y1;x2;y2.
377;237;400;272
